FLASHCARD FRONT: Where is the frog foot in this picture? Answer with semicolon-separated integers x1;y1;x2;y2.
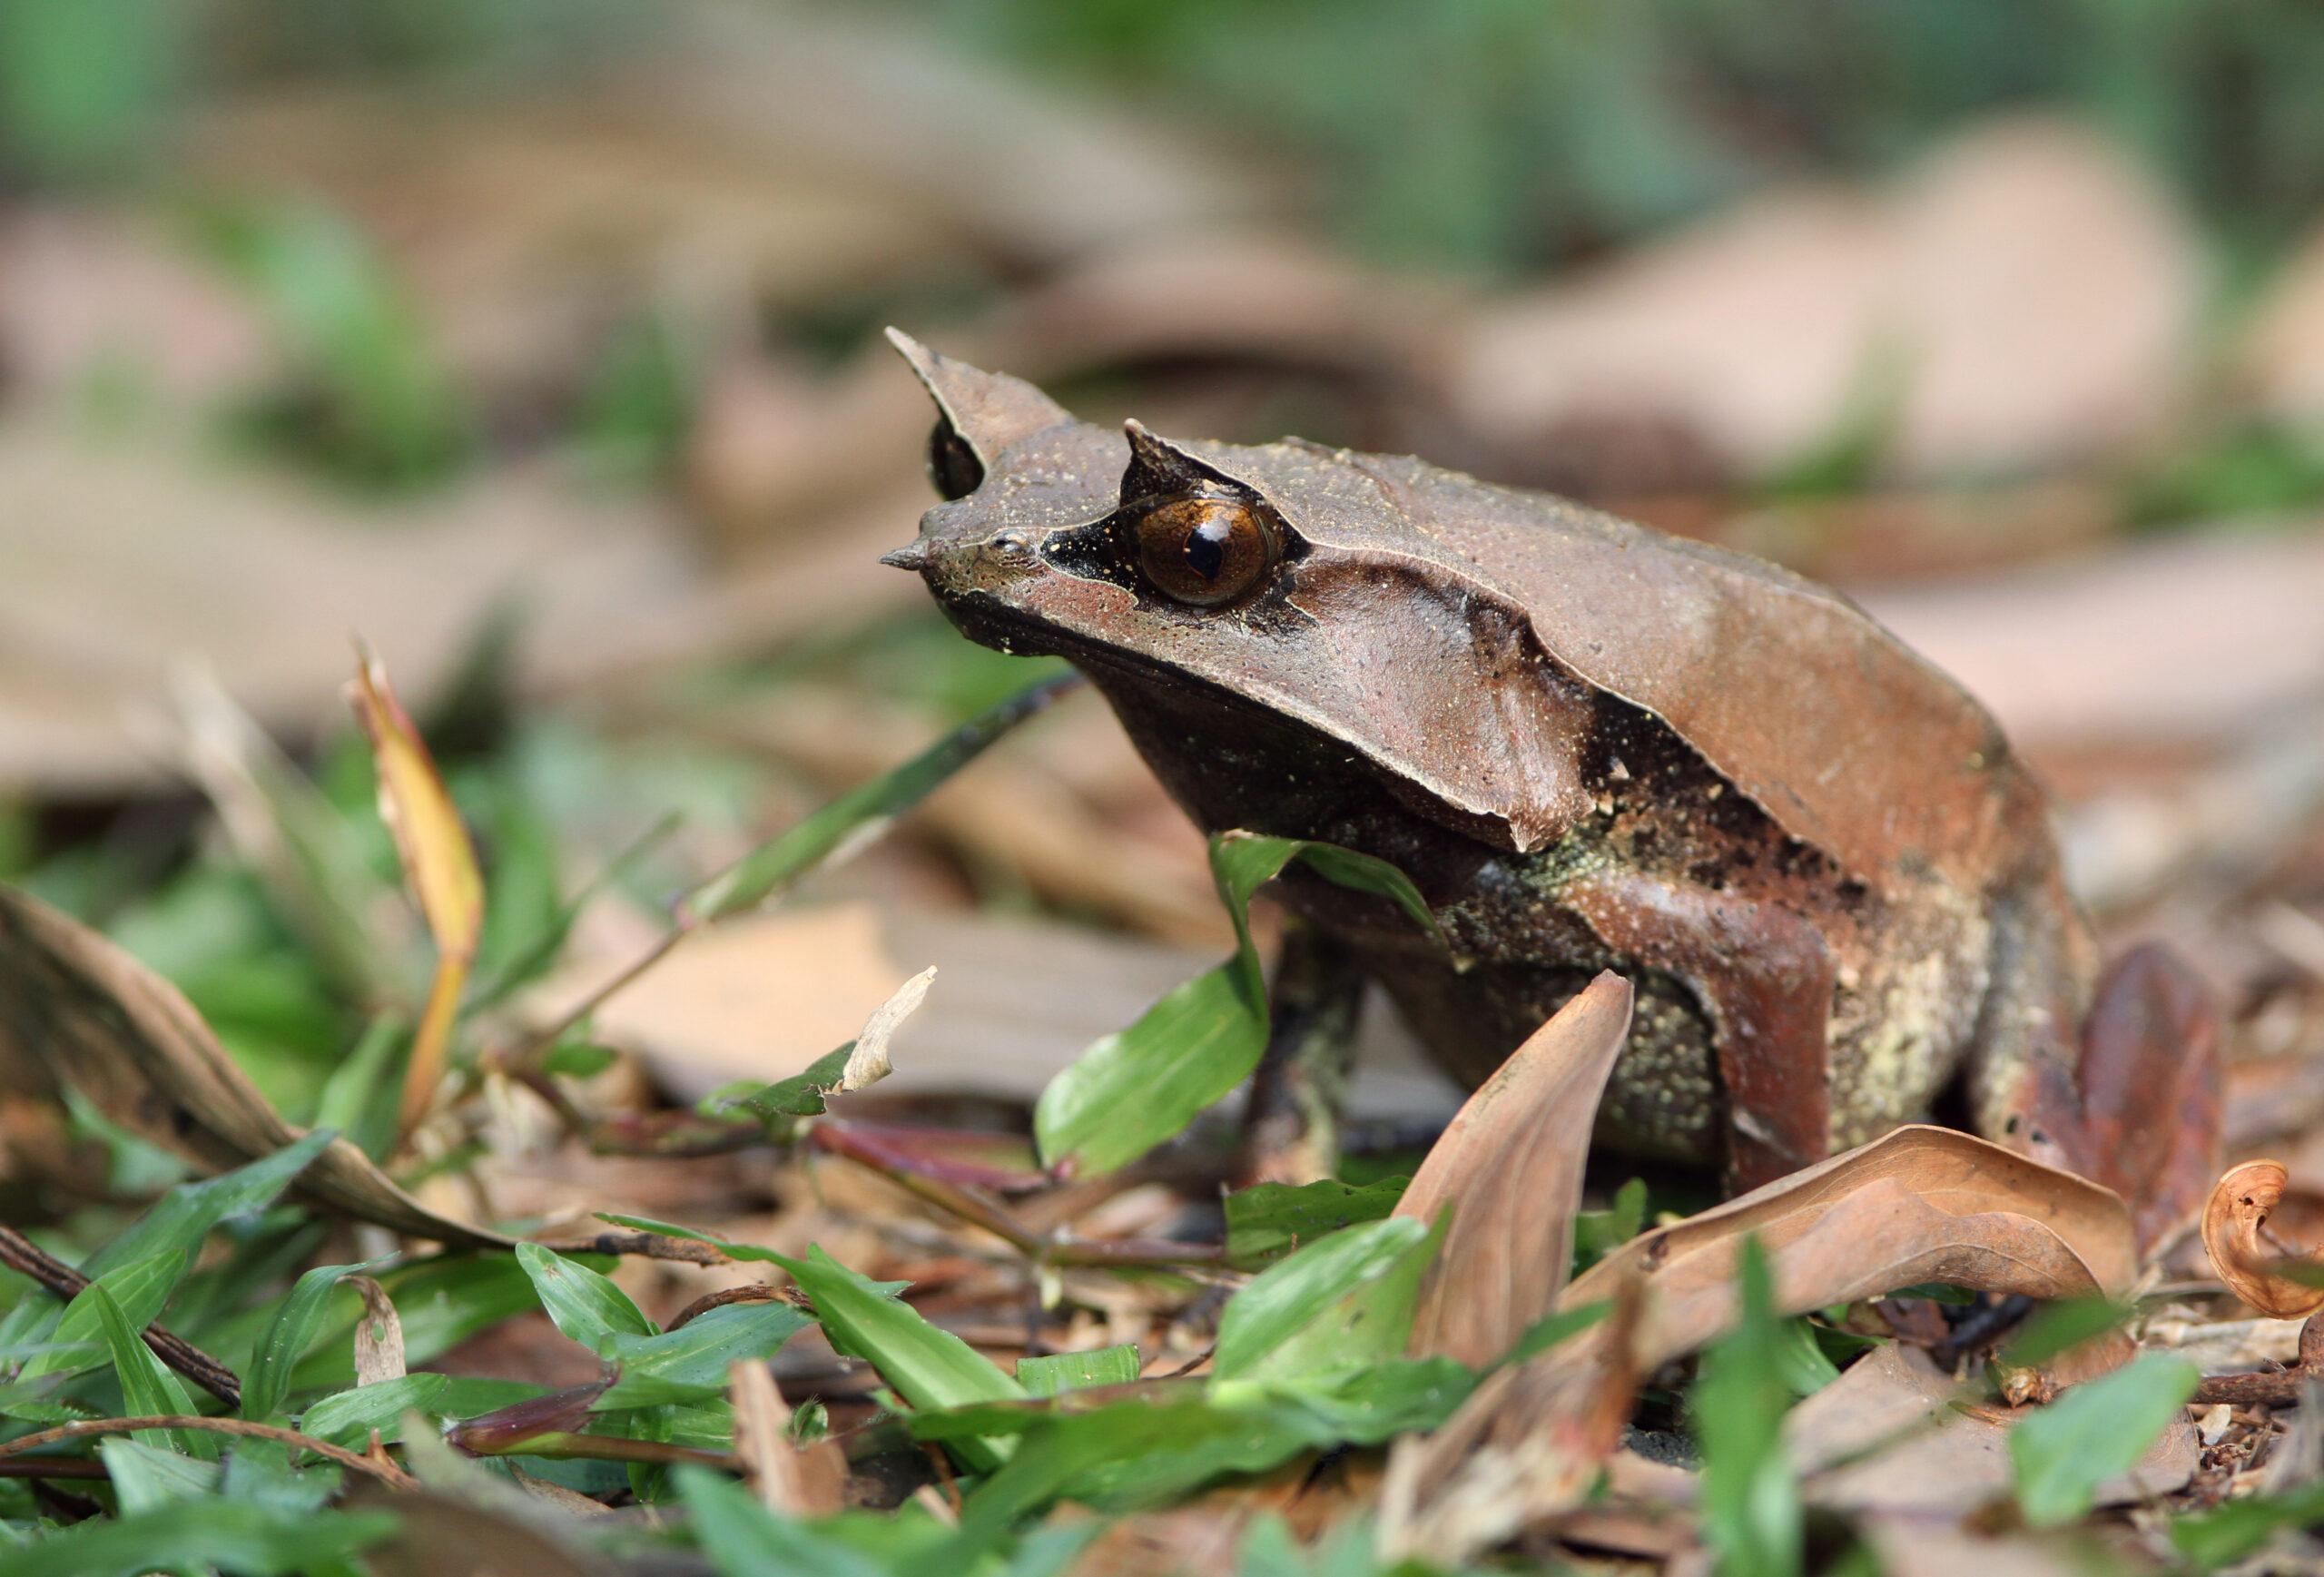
2043;942;2223;1255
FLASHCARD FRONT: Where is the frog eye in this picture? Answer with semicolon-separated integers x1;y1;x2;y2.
1129;497;1280;607
926;416;983;500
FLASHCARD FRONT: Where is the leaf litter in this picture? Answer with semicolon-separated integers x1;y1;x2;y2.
6;36;2324;1568
4;634;2324;1577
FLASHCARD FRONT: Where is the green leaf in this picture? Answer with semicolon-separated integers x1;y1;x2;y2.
87;1278;217;1460
84;1129;335;1280
5;1497;400;1577
777;1243;1023;1473
729;1044;852;1122
289;1251;542;1389
596;1300;813;1407
516;1242;655;1345
1694;1237;1802;1577
1017;1345;1141;1397
241;1258;389;1419
674;1464;886;1577
221;1435;340;1513
298;1372;452;1447
1998;1296;2132;1371
1272;840;1442;948
940;1395;1325;1565
1770;1317;1843;1397
1036;832;1442;1178
1213;1213;1444;1383
99;1436;222;1512
679;676;1077;924
1573;1177;1649;1271
2012;1350;2200;1529
1223;1355;1476;1445
540;1041;620;1079
19;1250;186;1384
1034;961;1266;1179
2172;1476;2324;1567
1223;1177;1410;1270
310;1016;404;1162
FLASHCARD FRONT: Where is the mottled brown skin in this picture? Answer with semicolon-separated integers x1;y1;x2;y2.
879;332;2170;1195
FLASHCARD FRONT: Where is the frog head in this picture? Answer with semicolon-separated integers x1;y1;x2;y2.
880;330;1594;854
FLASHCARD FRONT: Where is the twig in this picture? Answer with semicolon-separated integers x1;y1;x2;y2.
823;1145;1221;1269
461;1431;737;1471
0;1460;111;1480
666;1285;792;1333
0;1416;419;1488
533;1229;729;1267
2192;1313;2324;1407
0;1226;244;1408
496;929;686;1079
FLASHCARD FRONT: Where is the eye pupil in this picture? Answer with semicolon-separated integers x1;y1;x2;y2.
1184;519;1230;580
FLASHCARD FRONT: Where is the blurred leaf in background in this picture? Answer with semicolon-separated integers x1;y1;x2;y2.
0;0;180;181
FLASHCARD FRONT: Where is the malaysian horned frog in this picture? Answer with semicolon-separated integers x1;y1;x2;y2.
880;330;2219;1227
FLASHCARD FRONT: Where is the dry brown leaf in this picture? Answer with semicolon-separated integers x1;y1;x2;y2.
0;884;511;1249
729;1358;846;1517
1394;971;1631;1367
838;966;936;1094
348;649;485;1133
349;1486;613;1576
349;1276;408;1387
1795;1338;2191;1515
1380;1125;2135;1563
2203;1158;2324;1318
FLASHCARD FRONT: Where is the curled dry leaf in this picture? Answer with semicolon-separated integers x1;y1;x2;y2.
2203;1159;2324;1319
349;1276;408;1386
0;884;511;1249
347;647;485;1132
837;965;936;1094
729;1358;846;1517
1380;1124;2135;1564
1394;971;1632;1367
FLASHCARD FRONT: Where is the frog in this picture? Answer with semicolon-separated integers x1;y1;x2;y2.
877;330;2221;1239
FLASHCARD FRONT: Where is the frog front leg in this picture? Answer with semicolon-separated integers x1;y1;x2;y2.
1240;921;1368;1185
1561;868;1837;1190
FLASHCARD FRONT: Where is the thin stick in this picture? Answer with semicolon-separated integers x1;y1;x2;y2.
0;1416;418;1488
0;1460;111;1480
846;1158;1221;1268
494;929;686;1078
0;1227;243;1408
463;1431;737;1471
666;1285;791;1333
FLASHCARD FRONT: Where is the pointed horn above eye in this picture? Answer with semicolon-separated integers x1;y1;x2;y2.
884;327;1071;465
1119;419;1256;507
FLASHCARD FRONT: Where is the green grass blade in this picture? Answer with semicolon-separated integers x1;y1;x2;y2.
2012;1350;2199;1529
679;675;1078;925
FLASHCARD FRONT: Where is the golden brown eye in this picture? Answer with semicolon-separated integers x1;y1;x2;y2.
1130;497;1278;606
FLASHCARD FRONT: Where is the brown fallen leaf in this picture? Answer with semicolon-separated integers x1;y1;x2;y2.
2203;1158;2324;1319
0;884;511;1249
348;648;486;1136
2072;941;2222;1253
1379;1125;2135;1563
1791;1341;2193;1516
350;1276;408;1387
1394;972;1632;1367
729;1358;846;1517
